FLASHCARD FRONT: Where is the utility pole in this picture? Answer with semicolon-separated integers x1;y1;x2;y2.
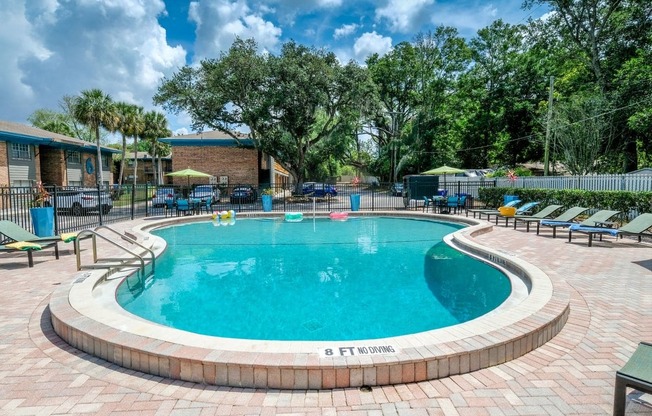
544;76;554;176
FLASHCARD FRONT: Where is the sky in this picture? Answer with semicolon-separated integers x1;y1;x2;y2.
1;0;548;139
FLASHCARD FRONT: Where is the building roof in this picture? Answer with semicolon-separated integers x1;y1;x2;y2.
159;130;255;147
0;120;118;153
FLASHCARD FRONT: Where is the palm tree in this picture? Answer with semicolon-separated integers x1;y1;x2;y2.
114;102;144;185
72;89;118;186
142;111;172;185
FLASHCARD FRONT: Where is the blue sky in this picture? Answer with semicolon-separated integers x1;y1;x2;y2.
0;0;548;138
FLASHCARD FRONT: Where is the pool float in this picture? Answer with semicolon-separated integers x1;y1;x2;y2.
285;212;303;222
329;212;348;221
211;210;236;225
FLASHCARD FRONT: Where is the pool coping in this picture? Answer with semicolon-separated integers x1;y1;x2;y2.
49;211;571;389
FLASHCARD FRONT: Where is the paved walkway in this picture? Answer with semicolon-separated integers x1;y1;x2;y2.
1;216;651;415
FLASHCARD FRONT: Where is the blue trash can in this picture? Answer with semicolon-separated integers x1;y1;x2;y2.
503;195;519;205
262;195;273;212
30;207;55;237
350;194;360;211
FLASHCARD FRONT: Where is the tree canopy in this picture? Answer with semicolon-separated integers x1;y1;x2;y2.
154;38;376;189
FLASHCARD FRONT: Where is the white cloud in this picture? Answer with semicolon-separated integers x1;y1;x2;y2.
1;0;186;127
353;31;392;61
376;0;434;33
189;0;282;61
333;23;359;39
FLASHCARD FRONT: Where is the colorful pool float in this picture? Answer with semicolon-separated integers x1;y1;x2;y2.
329;212;349;221
285;212;303;222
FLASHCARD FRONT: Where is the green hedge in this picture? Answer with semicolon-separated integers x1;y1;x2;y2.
478;187;652;215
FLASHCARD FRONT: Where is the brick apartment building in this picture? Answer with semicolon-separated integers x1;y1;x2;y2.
113;152;173;185
159;130;289;189
0;120;117;188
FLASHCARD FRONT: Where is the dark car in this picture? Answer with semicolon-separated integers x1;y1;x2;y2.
229;186;258;203
302;182;338;197
390;182;403;196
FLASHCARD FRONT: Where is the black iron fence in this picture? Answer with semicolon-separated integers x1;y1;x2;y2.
0;180;495;235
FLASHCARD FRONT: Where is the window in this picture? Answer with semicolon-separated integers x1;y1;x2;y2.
11;143;30;160
102;154;111;170
68;151;81;164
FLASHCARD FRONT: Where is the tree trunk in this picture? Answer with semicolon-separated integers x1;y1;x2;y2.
95;124;104;186
118;134;126;185
132;137;138;186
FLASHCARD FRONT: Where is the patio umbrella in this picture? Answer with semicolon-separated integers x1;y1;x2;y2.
421;165;466;192
165;167;212;188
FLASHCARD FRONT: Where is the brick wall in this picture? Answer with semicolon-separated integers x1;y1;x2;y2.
40;148;66;186
0;142;8;186
171;147;259;186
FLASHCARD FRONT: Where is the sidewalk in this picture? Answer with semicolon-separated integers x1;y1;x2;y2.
1;216;651;415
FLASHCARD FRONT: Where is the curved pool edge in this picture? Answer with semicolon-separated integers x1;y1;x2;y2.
49;211;570;390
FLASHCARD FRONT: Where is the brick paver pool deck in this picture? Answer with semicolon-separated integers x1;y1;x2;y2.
1;214;651;415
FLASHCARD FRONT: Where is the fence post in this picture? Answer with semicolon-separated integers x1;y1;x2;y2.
131;184;136;220
97;184;104;225
52;186;60;235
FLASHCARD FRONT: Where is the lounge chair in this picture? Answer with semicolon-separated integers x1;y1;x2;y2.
539;209;621;238
484;201;540;226
512;204;564;231
568;212;652;247
0;220;75;267
527;206;589;235
614;342;652;416
468;199;521;219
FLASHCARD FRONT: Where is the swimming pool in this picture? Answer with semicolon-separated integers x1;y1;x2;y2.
116;217;511;341
50;212;570;389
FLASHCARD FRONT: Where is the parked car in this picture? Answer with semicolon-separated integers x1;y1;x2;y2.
229;186;258;203
302;182;338;197
390;182;403;196
190;185;220;204
152;187;179;208
52;188;113;216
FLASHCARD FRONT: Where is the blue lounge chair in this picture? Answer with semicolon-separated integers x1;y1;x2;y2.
539;209;620;238
468;198;521;219
568;213;652;246
485;201;540;226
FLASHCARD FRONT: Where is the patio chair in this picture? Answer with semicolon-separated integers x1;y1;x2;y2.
568;212;652;247
613;341;652;416
468;198;521;219
176;199;191;216
512;204;564;231
442;195;466;214
164;199;175;217
539;209;621;238
0;220;69;267
422;196;431;213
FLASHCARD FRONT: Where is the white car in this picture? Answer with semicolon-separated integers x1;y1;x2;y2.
152;187;179;208
190;185;220;204
52;188;113;216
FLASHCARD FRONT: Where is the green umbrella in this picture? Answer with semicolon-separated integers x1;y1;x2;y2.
421;165;467;193
166;167;212;188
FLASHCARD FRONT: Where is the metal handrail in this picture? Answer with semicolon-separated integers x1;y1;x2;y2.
75;229;149;279
94;225;156;274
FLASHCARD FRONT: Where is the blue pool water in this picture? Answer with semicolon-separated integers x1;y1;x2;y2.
116;217;511;341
